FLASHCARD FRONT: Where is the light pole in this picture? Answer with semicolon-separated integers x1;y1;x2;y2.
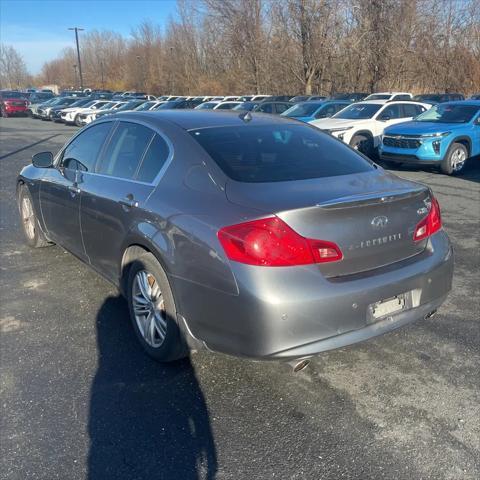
100;59;105;89
73;64;78;89
68;27;84;90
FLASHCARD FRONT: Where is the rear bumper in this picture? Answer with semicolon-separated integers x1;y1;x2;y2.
175;231;453;360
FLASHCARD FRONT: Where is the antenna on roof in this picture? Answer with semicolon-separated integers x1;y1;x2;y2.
239;111;252;123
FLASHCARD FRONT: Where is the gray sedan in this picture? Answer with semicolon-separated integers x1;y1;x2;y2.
16;110;453;365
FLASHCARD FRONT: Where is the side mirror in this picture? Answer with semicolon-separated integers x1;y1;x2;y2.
379;115;391;122
32;151;53;168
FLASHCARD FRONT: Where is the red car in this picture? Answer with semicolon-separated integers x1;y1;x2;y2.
0;91;29;117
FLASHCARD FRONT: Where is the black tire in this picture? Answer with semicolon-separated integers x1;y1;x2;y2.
1;107;8;118
17;185;52;248
74;114;82;127
350;134;374;157
441;142;468;175
127;252;188;362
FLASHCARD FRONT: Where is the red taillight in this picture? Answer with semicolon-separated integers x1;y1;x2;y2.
217;216;343;266
413;196;442;242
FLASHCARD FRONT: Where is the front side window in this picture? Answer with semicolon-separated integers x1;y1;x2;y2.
61;122;113;172
190;124;373;183
97;122;154;179
377;104;402;120
402;104;425;117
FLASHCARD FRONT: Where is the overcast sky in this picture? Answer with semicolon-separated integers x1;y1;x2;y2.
0;0;178;74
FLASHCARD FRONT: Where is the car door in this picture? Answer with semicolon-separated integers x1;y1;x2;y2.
80;121;172;282
39;122;113;260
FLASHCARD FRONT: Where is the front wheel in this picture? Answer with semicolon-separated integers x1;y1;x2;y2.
17;185;52;248
441;142;468;175
350;134;374;158
74;114;82;127
127;253;188;362
1;107;8;118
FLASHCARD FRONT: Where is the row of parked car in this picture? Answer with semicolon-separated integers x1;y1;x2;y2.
2;88;479;175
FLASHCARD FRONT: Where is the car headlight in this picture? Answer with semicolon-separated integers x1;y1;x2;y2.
420;131;451;138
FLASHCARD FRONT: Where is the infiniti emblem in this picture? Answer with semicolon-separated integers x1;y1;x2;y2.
371;215;389;229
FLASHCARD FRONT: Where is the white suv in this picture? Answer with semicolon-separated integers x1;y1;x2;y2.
60;100;111;125
309;100;430;156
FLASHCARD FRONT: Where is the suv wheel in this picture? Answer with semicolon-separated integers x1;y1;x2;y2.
74;114;82;127
127;252;188;362
441;142;468;175
17;185;52;248
350;134;373;157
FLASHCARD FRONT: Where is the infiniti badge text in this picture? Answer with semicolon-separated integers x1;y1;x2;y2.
349;233;403;251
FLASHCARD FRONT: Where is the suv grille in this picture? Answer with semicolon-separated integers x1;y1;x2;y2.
383;136;422;149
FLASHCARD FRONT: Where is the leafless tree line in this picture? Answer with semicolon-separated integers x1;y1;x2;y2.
0;44;31;89
7;0;480;95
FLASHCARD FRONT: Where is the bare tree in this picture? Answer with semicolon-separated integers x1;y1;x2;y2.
0;44;30;89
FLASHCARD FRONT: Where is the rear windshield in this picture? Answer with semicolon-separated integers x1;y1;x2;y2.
189;124;373;183
283;102;323;117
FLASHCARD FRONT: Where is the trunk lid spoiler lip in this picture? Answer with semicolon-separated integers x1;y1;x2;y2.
313;187;428;210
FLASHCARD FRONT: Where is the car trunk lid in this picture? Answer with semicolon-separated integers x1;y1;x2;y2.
225;171;431;277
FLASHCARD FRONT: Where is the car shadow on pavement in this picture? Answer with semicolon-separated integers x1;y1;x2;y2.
0;134;60;160
88;295;218;480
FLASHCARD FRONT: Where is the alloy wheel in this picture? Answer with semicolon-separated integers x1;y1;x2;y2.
132;270;167;348
451;147;467;172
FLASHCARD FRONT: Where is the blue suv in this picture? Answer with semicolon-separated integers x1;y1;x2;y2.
379;101;480;174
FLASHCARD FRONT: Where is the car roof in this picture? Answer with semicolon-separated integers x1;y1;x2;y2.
353;100;389;105
438;100;480;107
112;109;298;130
368;92;410;95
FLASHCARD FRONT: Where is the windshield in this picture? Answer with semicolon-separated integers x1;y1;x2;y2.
1;91;26;99
365;94;391;100
134;101;155;111
196;102;218;110
413;94;442;102
334;103;382;119
415;104;479;123
190;124;372;183
69;99;90;108
233;102;258;111
282;102;324;117
99;102;115;110
116;100;144;111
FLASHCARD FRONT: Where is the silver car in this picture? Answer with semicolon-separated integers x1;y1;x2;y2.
17;111;453;364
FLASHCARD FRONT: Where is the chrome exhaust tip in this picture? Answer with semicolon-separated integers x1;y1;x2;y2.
287;358;311;373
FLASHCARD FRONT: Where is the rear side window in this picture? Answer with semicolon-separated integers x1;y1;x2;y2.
61;122;112;172
97;122;154;179
136;134;170;183
190;124;373;183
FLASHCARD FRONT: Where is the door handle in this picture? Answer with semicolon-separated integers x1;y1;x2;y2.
68;185;81;194
118;196;138;209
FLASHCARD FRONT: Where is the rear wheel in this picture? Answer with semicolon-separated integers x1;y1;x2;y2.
350;134;374;157
441;142;468;175
127;252;188;362
74;114;82;127
17;185;51;248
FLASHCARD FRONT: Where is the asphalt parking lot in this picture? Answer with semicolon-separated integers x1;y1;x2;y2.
0;117;479;480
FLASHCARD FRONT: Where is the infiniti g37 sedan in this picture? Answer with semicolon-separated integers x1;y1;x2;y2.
17;111;454;363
